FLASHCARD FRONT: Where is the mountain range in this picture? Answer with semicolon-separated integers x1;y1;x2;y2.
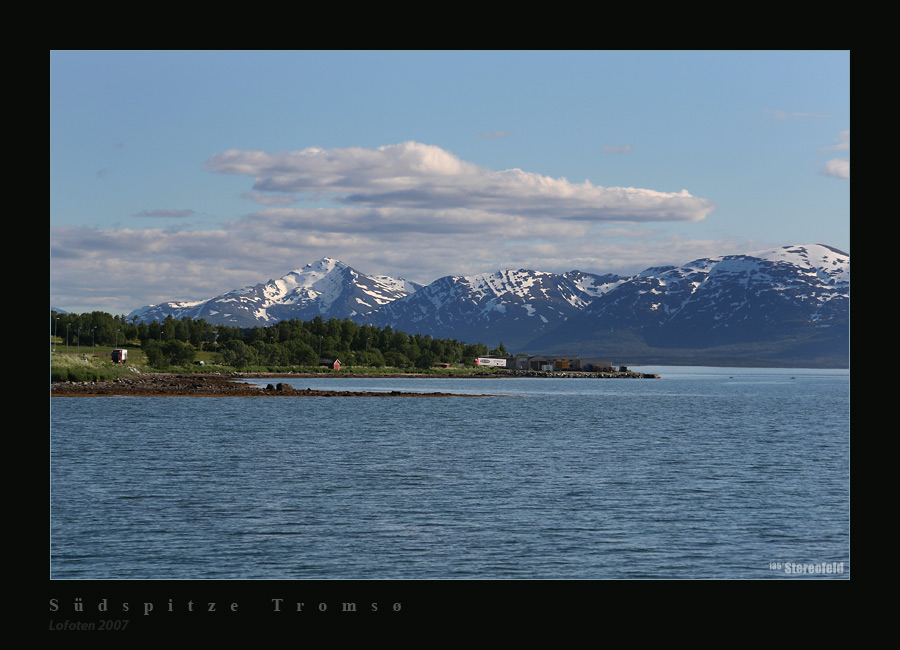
129;244;850;367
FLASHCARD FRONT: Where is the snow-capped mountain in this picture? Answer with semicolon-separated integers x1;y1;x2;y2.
363;268;627;350
526;244;849;365
129;258;422;327
128;245;849;366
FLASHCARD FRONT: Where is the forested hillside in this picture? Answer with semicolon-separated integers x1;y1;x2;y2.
50;310;503;370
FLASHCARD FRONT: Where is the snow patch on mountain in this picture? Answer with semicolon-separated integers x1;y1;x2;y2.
130;257;421;326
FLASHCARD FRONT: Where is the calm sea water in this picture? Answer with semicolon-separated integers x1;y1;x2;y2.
50;366;849;580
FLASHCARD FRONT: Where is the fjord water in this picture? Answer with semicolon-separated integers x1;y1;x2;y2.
50;367;849;579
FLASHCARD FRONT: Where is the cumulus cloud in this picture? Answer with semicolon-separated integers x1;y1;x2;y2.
204;142;715;223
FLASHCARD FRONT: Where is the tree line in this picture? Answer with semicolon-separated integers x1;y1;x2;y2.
50;310;507;370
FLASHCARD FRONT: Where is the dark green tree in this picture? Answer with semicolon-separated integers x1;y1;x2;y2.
142;339;196;369
220;339;258;369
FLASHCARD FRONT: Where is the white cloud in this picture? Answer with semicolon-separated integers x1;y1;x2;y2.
823;158;850;179
822;131;849;179
205;142;715;223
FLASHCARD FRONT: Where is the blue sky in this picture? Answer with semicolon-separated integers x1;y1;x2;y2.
50;50;850;315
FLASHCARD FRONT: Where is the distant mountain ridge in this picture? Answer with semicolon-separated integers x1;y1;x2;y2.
129;258;423;328
363;268;628;350
129;244;850;367
526;244;849;366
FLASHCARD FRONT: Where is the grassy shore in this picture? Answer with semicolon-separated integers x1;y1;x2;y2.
50;345;661;383
49;348;504;382
50;350;138;382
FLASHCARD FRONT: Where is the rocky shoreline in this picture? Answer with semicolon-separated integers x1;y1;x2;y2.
49;373;493;397
50;368;660;397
